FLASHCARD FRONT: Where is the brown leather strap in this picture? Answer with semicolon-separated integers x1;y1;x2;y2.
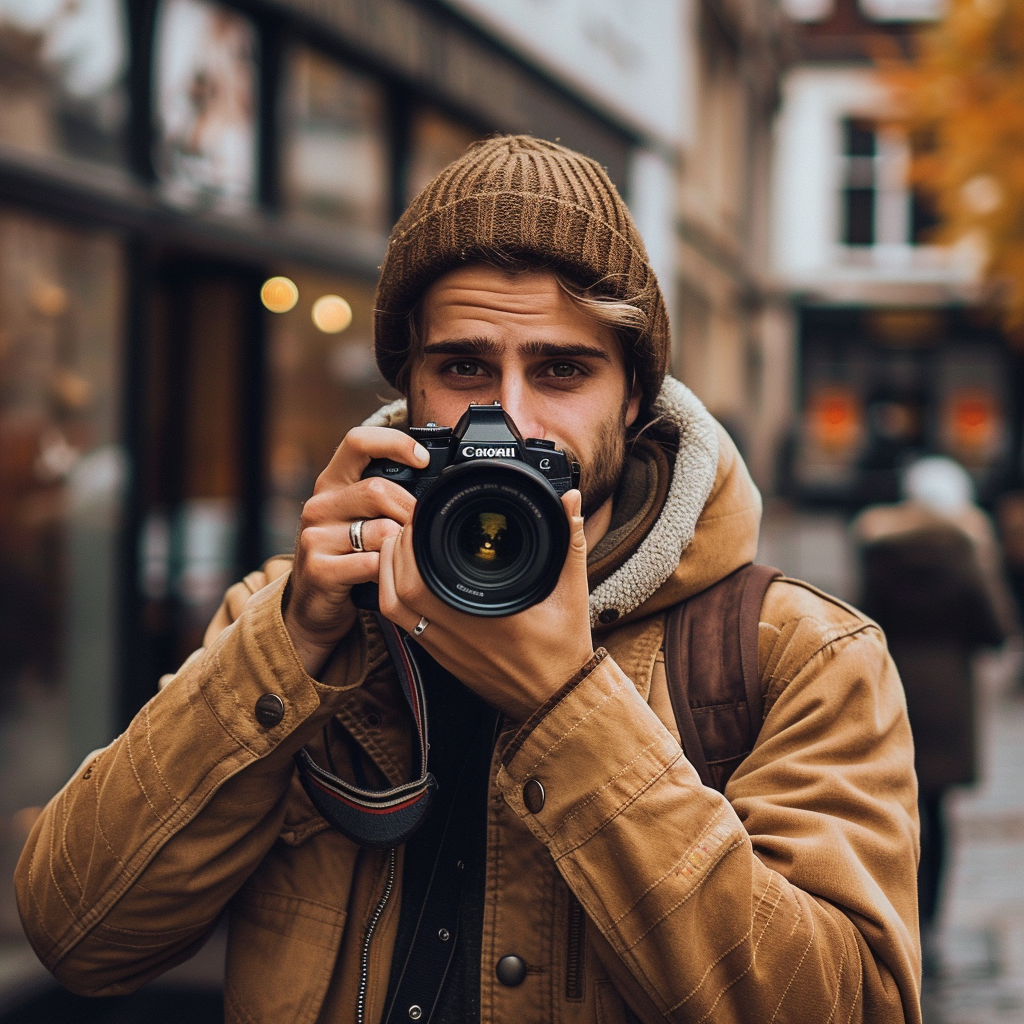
738;564;781;740
664;600;712;787
663;564;782;793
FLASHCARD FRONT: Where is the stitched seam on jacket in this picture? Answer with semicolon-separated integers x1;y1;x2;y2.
623;835;745;949
554;752;686;857
145;704;181;805
225;981;260;1024
765;625;881;707
124;728;166;825
519;680;618;777
59;812;84;907
668;868;779;1013
768;900;816;1024
554;739;666;834
690;875;784;1024
610;810;741;925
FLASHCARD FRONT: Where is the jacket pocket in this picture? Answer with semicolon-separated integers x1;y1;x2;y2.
595;980;630;1024
225;888;346;1024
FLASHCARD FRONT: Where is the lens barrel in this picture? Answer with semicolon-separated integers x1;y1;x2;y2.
412;459;569;616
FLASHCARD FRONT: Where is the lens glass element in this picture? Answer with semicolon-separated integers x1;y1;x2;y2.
455;506;524;577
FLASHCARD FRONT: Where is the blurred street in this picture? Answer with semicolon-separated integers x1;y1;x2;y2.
923;653;1024;1024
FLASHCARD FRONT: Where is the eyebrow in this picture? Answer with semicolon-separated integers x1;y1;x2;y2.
421;337;611;362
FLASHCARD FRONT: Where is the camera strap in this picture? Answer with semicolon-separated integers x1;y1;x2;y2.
294;616;437;849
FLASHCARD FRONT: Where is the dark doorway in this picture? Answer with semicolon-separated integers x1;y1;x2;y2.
125;258;266;716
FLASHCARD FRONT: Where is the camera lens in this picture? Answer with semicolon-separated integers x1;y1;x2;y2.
413;461;568;616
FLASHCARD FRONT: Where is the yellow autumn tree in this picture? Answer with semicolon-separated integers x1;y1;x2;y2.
885;0;1024;329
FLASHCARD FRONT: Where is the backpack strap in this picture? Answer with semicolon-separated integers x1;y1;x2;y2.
663;564;782;793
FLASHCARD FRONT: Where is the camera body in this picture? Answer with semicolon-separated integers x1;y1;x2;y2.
359;403;580;616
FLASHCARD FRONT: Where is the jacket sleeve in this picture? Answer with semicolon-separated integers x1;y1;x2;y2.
14;569;369;996
494;619;921;1023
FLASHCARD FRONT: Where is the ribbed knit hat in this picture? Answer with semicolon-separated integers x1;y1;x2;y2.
374;135;670;412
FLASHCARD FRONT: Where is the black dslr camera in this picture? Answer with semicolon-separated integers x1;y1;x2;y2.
356;403;580;616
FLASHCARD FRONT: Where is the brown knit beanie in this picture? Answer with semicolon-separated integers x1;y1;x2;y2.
374;135;670;412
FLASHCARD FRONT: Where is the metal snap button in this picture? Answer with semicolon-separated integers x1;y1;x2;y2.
438;928;450;942
408;1006;423;1020
254;693;285;727
495;955;527;987
598;607;619;624
523;778;545;813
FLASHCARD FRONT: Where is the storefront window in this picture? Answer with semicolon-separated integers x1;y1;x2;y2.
154;0;258;212
281;47;389;232
0;0;128;165
405;106;480;205
263;270;395;558
0;209;125;943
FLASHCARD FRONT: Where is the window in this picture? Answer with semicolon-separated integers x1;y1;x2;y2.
840;118;877;246
405;106;481;205
262;270;395;559
154;0;259;212
280;47;389;232
0;210;125;940
839;117;916;250
0;0;128;166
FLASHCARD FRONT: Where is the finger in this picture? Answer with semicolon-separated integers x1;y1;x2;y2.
299;519;402;557
302;476;416;528
377;534;421;632
316;426;430;490
561;489;587;561
298;549;381;589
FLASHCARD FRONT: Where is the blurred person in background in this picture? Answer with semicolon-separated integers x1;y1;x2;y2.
854;457;1018;967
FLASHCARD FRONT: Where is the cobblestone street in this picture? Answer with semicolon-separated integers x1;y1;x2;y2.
924;650;1024;1024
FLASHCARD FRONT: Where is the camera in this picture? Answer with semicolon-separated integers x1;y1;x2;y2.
357;403;580;616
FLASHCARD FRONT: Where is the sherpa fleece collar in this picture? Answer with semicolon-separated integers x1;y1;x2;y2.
363;376;720;628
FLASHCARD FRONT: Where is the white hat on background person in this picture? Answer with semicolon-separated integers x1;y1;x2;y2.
902;456;976;514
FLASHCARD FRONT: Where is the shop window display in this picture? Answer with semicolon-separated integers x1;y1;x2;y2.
281;47;389;232
0;0;128;166
262;270;395;559
0;209;125;944
154;0;258;212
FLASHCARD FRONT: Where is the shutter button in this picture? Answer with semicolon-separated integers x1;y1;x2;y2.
254;693;285;727
523;778;545;813
496;955;527;987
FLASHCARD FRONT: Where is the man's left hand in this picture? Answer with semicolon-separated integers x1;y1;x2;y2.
377;489;595;721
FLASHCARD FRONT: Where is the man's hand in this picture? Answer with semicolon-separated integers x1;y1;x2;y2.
377;489;595;721
284;427;430;676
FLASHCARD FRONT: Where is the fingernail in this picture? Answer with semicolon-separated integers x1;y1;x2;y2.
414;443;428;462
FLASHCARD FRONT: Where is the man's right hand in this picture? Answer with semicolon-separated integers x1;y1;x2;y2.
284;426;430;677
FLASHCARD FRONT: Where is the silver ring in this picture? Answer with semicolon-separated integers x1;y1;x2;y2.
349;519;366;552
412;616;429;636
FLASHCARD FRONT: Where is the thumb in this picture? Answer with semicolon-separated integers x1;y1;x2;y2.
561;489;587;564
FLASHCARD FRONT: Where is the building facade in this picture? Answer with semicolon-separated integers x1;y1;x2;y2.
771;0;1022;509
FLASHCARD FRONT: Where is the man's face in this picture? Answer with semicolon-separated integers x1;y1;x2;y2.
407;263;641;518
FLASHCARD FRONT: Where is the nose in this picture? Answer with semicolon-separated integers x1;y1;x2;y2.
497;378;544;439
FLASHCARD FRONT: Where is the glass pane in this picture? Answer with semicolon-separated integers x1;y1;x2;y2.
405;106;480;205
0;0;128;165
281;48;389;232
0;209;125;943
263;270;396;558
154;0;258;212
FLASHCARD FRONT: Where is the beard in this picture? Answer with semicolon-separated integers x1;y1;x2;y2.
566;401;630;519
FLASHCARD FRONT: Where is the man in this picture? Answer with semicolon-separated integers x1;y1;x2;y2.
17;136;920;1023
854;457;1016;962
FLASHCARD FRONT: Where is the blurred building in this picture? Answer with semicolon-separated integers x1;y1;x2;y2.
771;0;1024;509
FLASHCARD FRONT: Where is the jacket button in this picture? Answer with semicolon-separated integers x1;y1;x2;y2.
254;693;285;727
523;778;545;813
495;955;527;987
598;608;619;624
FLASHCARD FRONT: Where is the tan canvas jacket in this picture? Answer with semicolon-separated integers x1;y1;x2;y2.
16;382;921;1023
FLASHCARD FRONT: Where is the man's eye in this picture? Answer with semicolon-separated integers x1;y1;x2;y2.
550;363;578;378
450;362;482;376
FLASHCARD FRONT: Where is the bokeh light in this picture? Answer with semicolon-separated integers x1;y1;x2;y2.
312;294;352;333
261;276;299;313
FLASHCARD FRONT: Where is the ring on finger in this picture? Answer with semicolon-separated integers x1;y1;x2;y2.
412;616;429;636
349;519;366;553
